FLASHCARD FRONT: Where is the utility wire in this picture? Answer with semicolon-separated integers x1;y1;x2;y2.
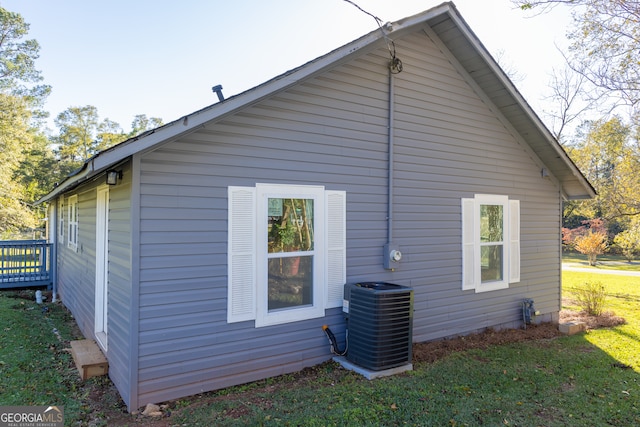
343;0;383;26
342;0;403;73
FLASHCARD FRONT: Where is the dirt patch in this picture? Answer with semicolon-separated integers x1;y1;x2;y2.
560;309;626;329
412;309;626;364
4;290;40;301
412;322;562;364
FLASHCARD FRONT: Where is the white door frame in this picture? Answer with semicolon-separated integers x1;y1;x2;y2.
95;185;109;351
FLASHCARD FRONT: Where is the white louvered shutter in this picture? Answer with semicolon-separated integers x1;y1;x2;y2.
461;198;476;290
509;199;521;283
227;186;256;323
325;190;346;308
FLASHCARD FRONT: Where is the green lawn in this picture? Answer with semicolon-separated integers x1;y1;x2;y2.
1;272;639;426
0;291;84;415
563;271;640;371
563;252;640;271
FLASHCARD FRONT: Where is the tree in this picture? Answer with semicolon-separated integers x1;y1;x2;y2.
0;7;52;236
613;226;640;261
544;65;596;142
129;114;163;138
574;229;609;265
96;118;125;151
14;131;60;203
52;107;164;183
54;108;164;160
514;0;640;108
1;6;166;235
0;7;50;110
564;116;639;220
567;0;640;108
0;7;41;87
562;217;608;249
54;105;100;165
0;93;38;235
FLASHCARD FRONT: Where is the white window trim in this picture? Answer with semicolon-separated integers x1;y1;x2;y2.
227;184;346;327
256;184;325;327
67;195;78;251
462;194;520;293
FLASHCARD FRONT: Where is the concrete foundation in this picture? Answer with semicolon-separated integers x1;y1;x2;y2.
333;356;413;380
559;321;587;335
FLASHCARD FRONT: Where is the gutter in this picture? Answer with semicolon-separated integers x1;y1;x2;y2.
36;160;94;205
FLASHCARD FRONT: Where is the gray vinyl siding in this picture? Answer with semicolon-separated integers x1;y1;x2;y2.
57;186;97;339
55;163;134;408
135;29;562;407
360;31;562;338
104;162;133;408
136;50;389;405
390;32;562;340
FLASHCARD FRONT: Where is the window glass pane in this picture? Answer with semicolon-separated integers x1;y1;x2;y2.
268;198;314;253
481;245;503;282
267;197;315;312
268;255;313;311
480;204;503;243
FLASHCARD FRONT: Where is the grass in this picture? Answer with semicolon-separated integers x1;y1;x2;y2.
563;271;640;371
170;270;640;426
0;293;75;405
175;338;639;426
1;271;639;426
0;290;115;425
563;251;640;271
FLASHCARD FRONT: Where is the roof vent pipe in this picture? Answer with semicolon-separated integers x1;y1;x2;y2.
212;84;225;102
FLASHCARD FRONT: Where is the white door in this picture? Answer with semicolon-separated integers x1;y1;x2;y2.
95;186;109;350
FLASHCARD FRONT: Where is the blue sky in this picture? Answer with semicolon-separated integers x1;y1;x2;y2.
2;0;571;133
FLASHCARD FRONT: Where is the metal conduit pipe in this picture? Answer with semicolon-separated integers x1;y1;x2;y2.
387;68;394;244
384;66;402;270
51;203;58;303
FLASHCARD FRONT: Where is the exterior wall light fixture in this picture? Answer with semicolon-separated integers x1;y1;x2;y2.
106;170;123;185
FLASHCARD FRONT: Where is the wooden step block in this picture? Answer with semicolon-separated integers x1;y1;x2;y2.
70;340;108;380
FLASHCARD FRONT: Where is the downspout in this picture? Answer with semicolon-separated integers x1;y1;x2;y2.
558;192;564;321
51;201;58;302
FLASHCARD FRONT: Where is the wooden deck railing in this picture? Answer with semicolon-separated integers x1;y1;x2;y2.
0;240;52;289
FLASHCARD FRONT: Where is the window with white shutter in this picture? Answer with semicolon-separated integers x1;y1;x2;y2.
58;198;65;240
461;195;520;293
67;195;78;252
228;184;347;326
227;187;257;323
325;190;346;308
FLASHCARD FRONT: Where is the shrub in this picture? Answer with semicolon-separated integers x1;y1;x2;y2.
572;281;607;316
